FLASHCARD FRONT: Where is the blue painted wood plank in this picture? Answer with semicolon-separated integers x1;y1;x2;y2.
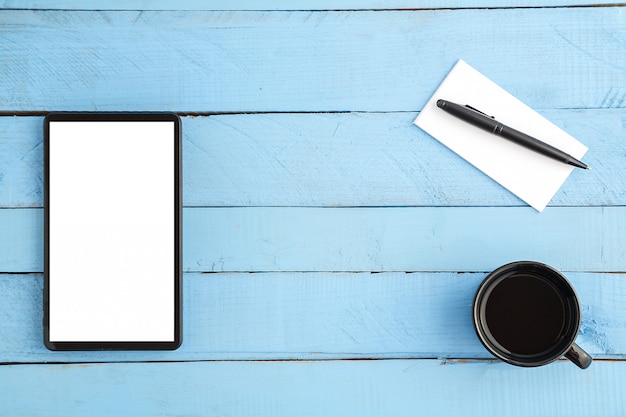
2;206;625;273
0;117;43;208
1;111;622;208
0;1;619;10
0;209;41;273
181;110;622;207
0;272;622;363
1;359;624;417
183;206;625;273
0;8;624;112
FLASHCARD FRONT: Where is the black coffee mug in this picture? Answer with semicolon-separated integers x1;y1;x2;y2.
473;261;591;369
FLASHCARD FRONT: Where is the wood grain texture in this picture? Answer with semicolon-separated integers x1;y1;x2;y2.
1;359;625;417
0;1;620;10
0;209;41;273
182;206;625;272
0;272;623;363
3;6;625;415
0;8;624;112
1;111;622;208
3;206;625;273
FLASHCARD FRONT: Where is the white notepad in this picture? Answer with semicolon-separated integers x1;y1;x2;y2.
414;60;588;211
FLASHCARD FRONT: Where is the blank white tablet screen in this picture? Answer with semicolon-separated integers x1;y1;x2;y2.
48;120;175;343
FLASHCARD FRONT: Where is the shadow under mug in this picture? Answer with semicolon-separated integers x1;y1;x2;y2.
473;261;591;369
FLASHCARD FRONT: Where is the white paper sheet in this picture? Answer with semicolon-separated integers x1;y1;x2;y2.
413;60;588;211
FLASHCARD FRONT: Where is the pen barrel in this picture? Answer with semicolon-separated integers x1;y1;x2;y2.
437;100;500;132
437;99;588;169
497;125;570;164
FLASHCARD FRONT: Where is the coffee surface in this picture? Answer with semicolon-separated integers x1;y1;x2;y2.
485;274;566;355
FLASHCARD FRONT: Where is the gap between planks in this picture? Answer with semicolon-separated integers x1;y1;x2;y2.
1;358;624;367
1;4;625;12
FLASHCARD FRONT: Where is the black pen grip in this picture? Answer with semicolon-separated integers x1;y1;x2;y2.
497;125;569;163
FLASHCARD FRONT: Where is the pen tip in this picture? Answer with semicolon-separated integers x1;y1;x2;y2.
572;159;590;170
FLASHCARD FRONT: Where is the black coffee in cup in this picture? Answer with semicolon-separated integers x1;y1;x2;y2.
473;261;591;369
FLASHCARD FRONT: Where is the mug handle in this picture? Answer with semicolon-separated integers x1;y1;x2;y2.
565;343;592;369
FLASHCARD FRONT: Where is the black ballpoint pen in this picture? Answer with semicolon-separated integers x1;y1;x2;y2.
436;99;589;170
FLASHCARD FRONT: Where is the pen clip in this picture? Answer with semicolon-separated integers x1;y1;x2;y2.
465;105;495;119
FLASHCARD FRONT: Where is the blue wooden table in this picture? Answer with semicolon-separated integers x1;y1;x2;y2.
1;2;626;415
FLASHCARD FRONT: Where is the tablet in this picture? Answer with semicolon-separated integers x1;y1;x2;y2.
43;113;182;350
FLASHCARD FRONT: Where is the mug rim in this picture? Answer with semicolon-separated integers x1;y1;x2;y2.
473;261;582;367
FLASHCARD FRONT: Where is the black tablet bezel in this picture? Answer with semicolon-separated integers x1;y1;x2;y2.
43;112;182;351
